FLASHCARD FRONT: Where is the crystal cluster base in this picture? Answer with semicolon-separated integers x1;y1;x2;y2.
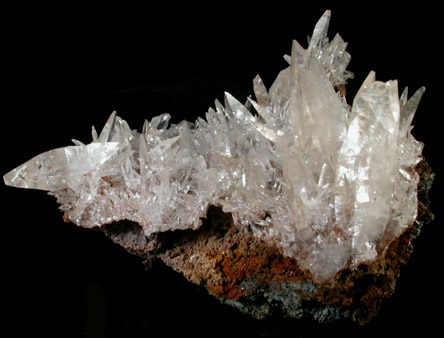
100;160;433;324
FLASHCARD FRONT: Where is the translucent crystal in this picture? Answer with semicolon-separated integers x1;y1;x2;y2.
3;11;425;281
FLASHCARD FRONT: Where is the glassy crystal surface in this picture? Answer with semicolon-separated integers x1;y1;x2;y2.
3;11;425;281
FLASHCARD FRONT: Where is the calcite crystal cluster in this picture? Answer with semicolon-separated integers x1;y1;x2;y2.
4;11;433;323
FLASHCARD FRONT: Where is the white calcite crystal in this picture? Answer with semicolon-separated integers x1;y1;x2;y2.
3;11;425;281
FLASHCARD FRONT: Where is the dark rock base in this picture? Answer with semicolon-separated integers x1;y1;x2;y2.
98;160;434;324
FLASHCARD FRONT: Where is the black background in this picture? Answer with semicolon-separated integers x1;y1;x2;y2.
1;2;442;337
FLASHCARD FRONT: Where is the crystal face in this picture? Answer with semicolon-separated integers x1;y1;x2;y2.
3;11;425;281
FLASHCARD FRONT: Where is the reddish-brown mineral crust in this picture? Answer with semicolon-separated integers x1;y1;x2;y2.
97;159;434;324
99;220;162;260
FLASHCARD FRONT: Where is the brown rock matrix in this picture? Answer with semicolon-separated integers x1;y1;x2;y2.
99;159;433;324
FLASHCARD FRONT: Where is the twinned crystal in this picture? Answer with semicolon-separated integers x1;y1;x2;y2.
3;11;426;281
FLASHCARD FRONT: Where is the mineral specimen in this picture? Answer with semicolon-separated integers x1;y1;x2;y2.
3;10;433;323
